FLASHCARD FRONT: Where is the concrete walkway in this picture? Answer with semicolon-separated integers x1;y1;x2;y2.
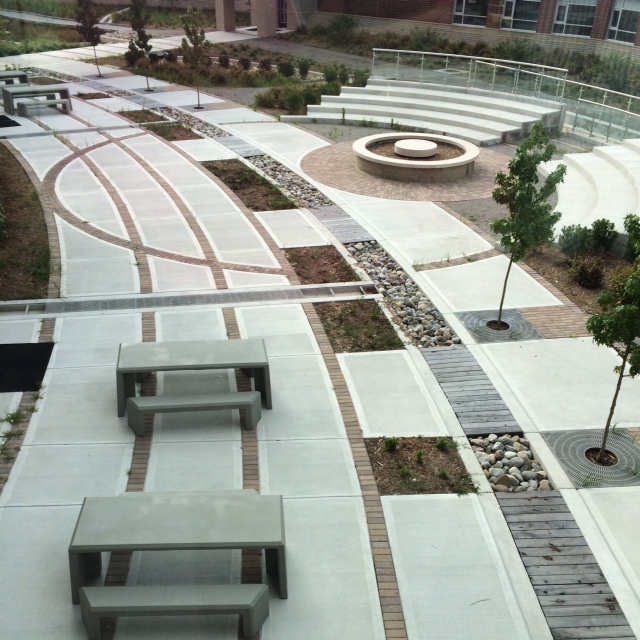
2;43;640;640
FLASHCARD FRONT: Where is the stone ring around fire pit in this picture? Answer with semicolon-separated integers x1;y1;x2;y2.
353;133;479;183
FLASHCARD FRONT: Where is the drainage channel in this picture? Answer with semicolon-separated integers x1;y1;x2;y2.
0;283;379;317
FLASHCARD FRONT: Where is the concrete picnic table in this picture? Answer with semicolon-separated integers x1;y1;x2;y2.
116;338;272;416
2;83;72;115
0;70;29;85
68;490;287;604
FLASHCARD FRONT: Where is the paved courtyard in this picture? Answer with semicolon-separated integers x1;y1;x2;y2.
1;35;640;640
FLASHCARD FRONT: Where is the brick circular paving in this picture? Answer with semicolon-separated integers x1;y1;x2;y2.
301;140;512;201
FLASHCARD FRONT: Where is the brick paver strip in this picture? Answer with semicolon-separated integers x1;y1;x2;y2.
300;141;510;201
518;305;591;339
302;303;409;640
0;318;56;495
101;311;156;640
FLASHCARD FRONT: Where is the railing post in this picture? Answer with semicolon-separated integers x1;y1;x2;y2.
420;54;425;83
623;112;631;139
467;59;472;89
559;72;567;101
491;64;497;91
396;52;400;80
473;59;478;88
605;109;613;142
371;50;376;78
512;66;520;94
573;100;581;132
444;56;449;86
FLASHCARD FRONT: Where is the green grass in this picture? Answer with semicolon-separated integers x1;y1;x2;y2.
0;18;83;55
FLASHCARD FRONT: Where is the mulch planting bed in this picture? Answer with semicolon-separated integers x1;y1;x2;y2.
145;123;201;141
285;246;357;284
370;140;464;162
366;436;477;495
120;109;168;124
75;92;110;100
202;159;296;211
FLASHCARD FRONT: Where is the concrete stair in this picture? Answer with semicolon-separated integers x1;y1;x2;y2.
282;78;566;147
539;138;640;233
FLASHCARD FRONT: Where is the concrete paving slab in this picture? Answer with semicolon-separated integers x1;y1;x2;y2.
338;350;449;438
262;497;385;640
383;494;550;640
56;158;128;239
0;319;41;343
50;314;140;368
9;135;72;181
235;304;318;357
566;487;640;638
148;90;223;108
21;106;85;132
156;308;228;342
223;270;290;288
56;216;139;296
0;112;44;137
172;138;236;161
107;126;144;138
480;338;640;432
149;255;217;291
417;255;562;313
82;96;143;113
71;99;132;128
253;208;331;248
61;130;109;149
93;75;171;91
224;122;328;167
145;441;242;492
0;443;131;506
255;354;345;440
24;366;132;446
0;505;87;640
194;108;275;125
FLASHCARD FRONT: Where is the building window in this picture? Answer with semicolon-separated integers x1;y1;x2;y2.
608;0;640;42
453;0;489;26
502;0;541;30
553;0;598;35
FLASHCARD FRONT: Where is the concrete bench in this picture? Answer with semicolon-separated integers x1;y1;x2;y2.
79;584;269;639
126;391;262;435
17;97;71;116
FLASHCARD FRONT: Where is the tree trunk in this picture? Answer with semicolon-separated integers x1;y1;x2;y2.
145;74;151;92
195;85;202;109
496;253;514;327
598;344;631;462
93;47;102;78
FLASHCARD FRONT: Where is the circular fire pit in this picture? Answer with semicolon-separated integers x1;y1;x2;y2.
353;133;479;183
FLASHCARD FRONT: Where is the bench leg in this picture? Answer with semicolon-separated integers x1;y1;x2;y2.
127;403;146;437
242;592;270;638
244;399;261;430
79;590;102;640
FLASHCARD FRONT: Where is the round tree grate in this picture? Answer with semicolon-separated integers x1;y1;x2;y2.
455;309;544;344
543;430;640;488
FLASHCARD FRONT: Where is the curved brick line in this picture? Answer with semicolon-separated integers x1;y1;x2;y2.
166;136;302;286
2;141;62;299
302;303;408;640
114;139;228;290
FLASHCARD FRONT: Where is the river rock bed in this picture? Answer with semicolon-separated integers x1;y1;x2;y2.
470;434;553;492
153;107;230;138
347;240;459;348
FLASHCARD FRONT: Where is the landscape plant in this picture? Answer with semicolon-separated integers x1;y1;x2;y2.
586;262;640;463
125;0;152;91
624;214;640;263
75;0;102;77
181;7;208;109
490;122;566;328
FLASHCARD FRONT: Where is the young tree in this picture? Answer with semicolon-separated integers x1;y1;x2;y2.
586;263;640;462
490;122;566;327
181;7;208;110
76;0;102;77
125;0;153;91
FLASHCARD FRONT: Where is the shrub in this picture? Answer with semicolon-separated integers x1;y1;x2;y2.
385;437;399;452
166;50;178;63
254;86;283;109
399;467;411;478
277;60;295;77
283;87;304;114
609;264;636;303
327;12;360;44
570;255;604;288
338;65;350;85
302;84;322;105
416;450;424;464
320;81;341;96
559;224;591;257
436;438;456;452
258;57;272;71
298;58;310;79
237;56;252;70
352;69;369;87
590;218;618;253
624;213;640;263
323;65;338;83
218;53;230;68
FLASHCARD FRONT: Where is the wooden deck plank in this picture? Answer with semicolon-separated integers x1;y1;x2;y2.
531;575;610;587
549;624;635;638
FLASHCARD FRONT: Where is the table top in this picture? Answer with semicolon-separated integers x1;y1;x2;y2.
69;491;285;552
116;339;268;374
2;83;69;95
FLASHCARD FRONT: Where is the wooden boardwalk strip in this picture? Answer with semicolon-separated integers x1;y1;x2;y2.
496;491;631;639
420;345;522;436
